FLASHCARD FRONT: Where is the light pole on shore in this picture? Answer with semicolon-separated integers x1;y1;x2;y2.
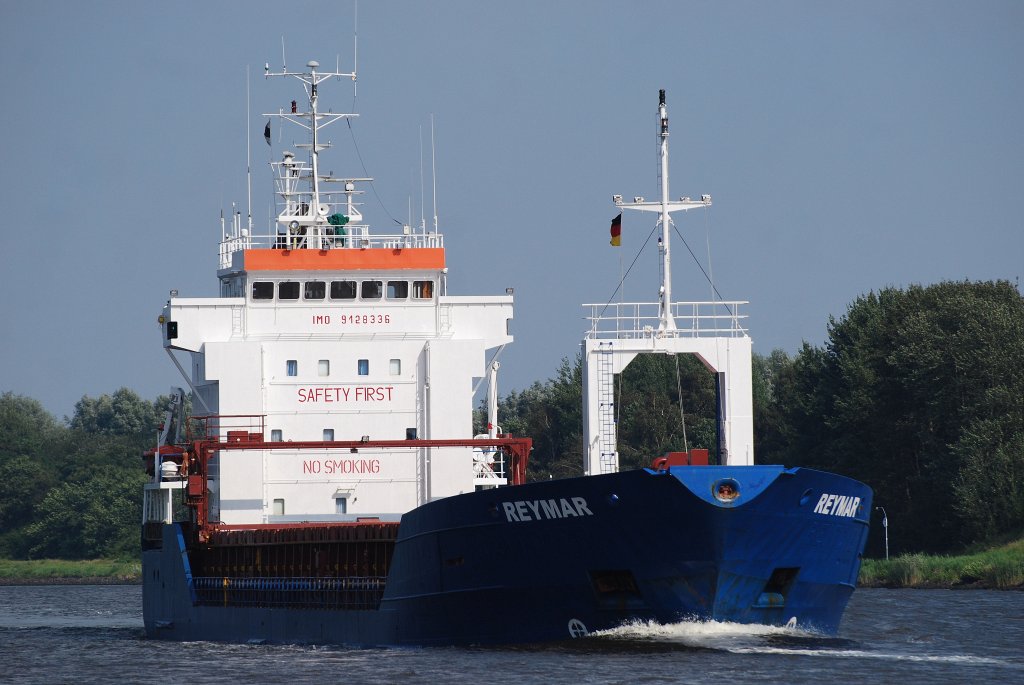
876;506;889;560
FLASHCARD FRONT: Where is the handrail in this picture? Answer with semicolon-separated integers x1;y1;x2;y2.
218;230;445;268
582;300;749;339
177;416;532;541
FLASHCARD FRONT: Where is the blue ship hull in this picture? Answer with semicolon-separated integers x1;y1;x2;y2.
143;465;871;646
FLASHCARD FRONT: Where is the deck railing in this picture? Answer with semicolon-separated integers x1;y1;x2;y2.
583;300;748;339
192;576;387;610
218;229;445;269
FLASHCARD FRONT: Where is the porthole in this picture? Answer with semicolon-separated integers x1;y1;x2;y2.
713;478;740;502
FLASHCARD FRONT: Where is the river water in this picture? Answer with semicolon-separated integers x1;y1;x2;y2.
1;585;1021;684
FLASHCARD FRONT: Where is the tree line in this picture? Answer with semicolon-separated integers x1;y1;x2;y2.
0;389;166;559
1;279;1020;560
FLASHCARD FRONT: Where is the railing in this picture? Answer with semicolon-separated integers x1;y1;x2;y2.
583;300;749;339
218;229;445;269
185;414;266;443
192;576;386;610
473;444;508;484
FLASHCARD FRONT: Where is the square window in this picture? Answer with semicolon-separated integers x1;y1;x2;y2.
273;498;285;516
286;360;298;376
318;359;330;376
387;281;409;299
305;281;326;300
358;359;369;376
361;280;382;299
335;497;347;514
412;280;434;299
279;282;300;300
323;428;334;441
330;281;357;299
271;429;283;442
390;359;401;375
252;282;274;300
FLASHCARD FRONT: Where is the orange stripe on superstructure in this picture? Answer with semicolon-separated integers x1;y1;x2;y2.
243;248;446;271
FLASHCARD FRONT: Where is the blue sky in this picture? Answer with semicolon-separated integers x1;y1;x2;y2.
1;1;1021;420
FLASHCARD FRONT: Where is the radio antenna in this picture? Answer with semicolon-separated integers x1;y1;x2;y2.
431;114;438;234
419;125;426;235
245;65;253;232
353;0;359;96
281;36;287;71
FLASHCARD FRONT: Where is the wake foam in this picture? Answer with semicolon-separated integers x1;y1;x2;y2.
592;618;1010;666
593;617;810;645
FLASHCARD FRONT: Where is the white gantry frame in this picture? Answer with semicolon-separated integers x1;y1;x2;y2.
582;91;754;474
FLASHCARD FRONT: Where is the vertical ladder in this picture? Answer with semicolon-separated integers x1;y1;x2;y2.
597;342;618;474
437;303;452;335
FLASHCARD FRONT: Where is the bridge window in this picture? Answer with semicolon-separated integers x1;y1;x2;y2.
279;282;300;300
286;360;298;376
271;429;283;442
323;428;334;441
387;281;409;299
252;282;274;300
361;280;382;299
413;280;434;299
318;359;330;376
358;359;369;376
305;281;326;300
330;280;357;300
390;359;401;375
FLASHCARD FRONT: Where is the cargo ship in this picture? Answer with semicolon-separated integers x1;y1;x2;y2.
141;59;871;646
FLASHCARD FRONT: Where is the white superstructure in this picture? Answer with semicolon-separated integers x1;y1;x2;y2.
158;61;512;524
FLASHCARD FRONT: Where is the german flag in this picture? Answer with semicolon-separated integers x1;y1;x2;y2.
609;213;622;246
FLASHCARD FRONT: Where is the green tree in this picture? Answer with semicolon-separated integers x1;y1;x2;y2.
775;280;1024;553
70;388;161;438
493;352;724;480
953;422;1024;540
752;349;793;464
617;354;717;469
492;356;583;481
24;466;146;559
0;388;160;560
0;392;62;460
0;455;59;556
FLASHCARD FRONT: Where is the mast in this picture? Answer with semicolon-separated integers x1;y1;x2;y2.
309;61;322;213
263;59;359;249
613;90;712;331
657;90;673;330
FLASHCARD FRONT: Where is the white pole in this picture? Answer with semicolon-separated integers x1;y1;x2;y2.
419;125;426;236
876;506;889;560
658;90;675;331
487;361;500;439
431;114;438;235
246;65;253;233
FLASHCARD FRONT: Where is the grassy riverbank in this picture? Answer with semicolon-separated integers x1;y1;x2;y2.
2;539;1023;589
859;538;1024;589
0;558;141;584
